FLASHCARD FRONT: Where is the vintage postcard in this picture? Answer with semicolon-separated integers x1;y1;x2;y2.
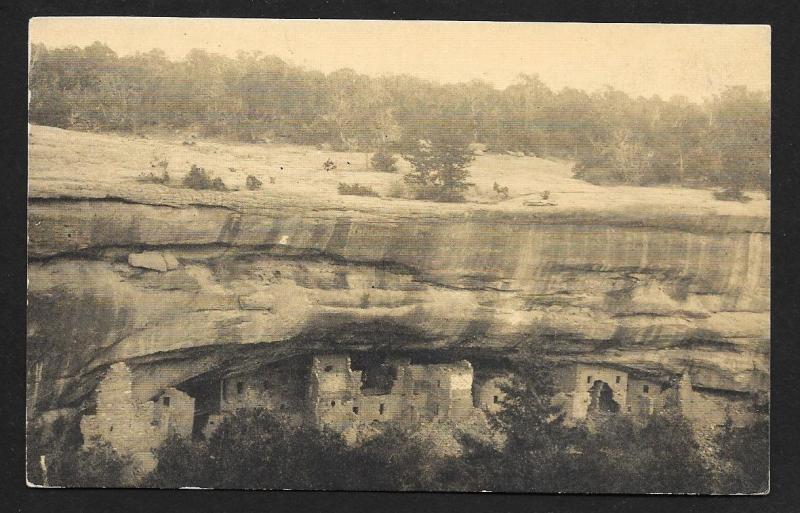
26;18;769;493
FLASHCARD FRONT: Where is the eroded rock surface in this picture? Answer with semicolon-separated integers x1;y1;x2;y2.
27;194;769;412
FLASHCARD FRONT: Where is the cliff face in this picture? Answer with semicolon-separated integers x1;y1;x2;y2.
27;196;769;410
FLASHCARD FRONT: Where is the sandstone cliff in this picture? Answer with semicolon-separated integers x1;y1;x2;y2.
26;126;770;412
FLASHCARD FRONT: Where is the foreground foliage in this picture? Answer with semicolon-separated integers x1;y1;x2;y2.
27;363;768;492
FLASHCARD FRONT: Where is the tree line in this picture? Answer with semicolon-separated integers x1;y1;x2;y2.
29;42;770;195
27;356;768;493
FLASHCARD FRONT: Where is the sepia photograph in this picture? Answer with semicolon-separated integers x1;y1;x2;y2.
26;18;770;493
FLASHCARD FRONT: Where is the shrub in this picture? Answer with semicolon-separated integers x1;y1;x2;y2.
137;170;170;185
371;149;398;172
492;182;509;199
337;183;380;197
245;175;263;190
143;435;213;488
183;165;227;191
323;159;337;172
713;187;751;202
28;423;138;488
206;409;350;489
715;416;769;493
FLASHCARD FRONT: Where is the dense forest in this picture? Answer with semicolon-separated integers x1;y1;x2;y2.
27;357;769;492
29;42;770;195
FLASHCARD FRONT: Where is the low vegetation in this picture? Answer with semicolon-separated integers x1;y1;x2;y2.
370;148;398;173
182;165;227;191
337;183;380;197
245;175;262;190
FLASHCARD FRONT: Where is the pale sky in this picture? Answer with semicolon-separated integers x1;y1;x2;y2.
30;18;770;101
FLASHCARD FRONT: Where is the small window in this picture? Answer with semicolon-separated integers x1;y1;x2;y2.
433;403;439;415
330;400;336;407
324;365;333;372
643;385;649;394
437;380;441;388
493;395;499;404
587;375;592;383
236;382;244;394
379;403;385;415
109;425;113;432
352;406;359;415
615;376;621;384
163;396;170;407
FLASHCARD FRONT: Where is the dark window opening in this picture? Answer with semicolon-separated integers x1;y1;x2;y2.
587;375;592;383
436;380;441;388
352;406;359;414
109;425;113;432
163;396;170;407
324;365;333;372
433;404;439;416
587;381;620;414
236;382;244;394
330;400;336;407
643;385;649;394
616;376;621;384
493;395;499;404
379;403;385;415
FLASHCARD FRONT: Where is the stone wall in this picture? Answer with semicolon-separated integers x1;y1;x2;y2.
80;362;195;472
553;364;629;420
309;355;475;433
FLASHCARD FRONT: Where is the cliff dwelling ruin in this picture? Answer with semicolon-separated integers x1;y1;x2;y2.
80;356;758;470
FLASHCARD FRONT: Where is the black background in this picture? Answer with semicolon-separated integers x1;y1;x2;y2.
2;1;798;512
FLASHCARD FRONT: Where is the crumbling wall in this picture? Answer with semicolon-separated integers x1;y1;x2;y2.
309;355;476;432
80;362;195;472
474;375;511;414
153;387;195;439
555;364;629;420
626;377;670;418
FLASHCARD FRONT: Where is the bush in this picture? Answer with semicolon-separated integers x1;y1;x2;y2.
371;149;398;172
137;170;170;185
245;175;263;190
715;416;769;493
322;159;337;172
713;187;751;202
27;417;138;488
143;435;213;488
206;409;350;489
337;183;380;197
210;177;227;191
182;165;227;191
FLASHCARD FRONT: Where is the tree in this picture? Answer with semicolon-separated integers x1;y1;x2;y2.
205;409;349;489
715;416;769;493
144;435;213;488
27;415;138;488
370;147;398;172
491;354;572;491
708;86;770;198
348;425;443;491
401;138;474;202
